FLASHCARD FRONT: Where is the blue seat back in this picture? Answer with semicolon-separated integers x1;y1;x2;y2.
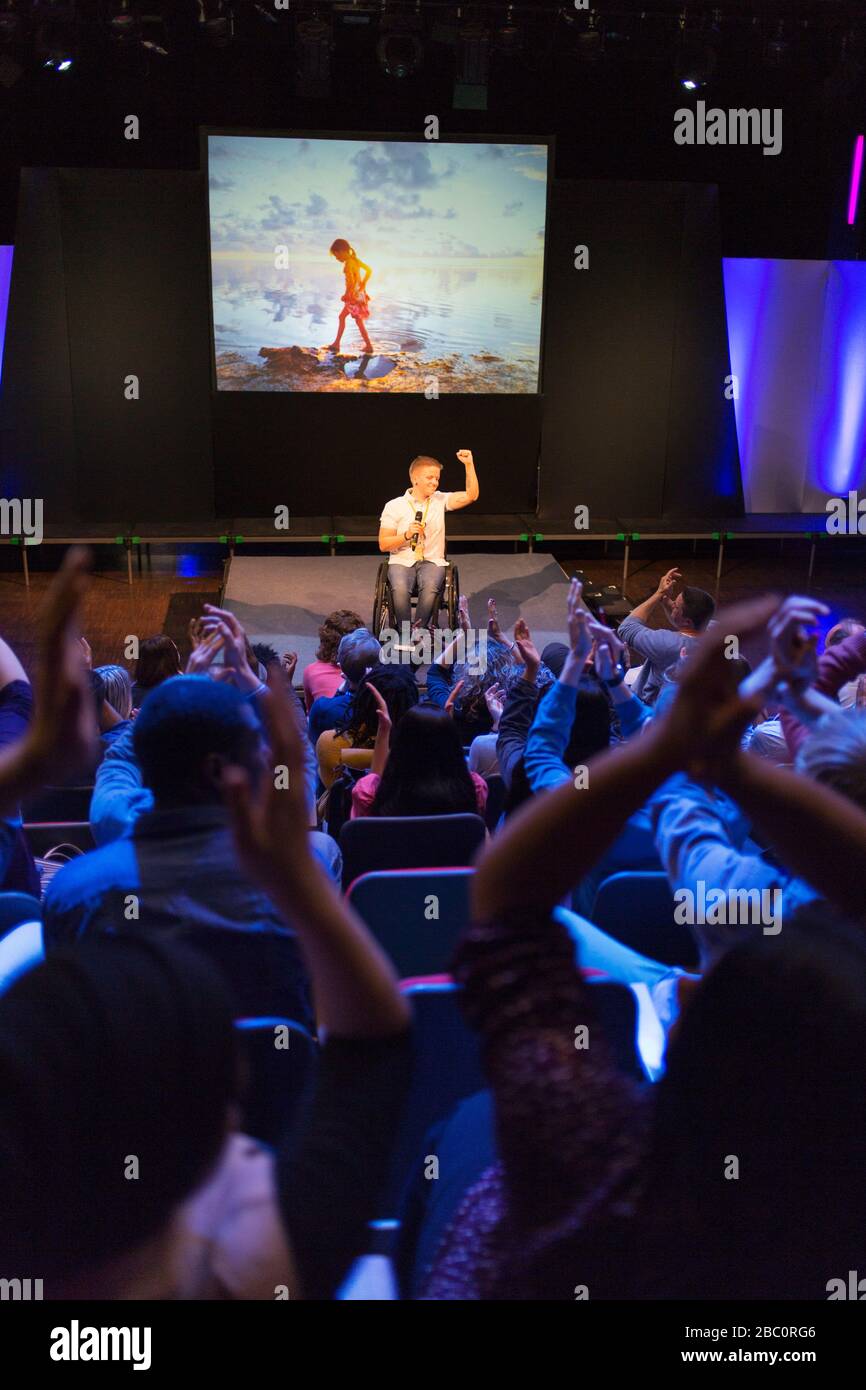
234;1017;318;1148
347;868;472;979
591;870;699;969
340;812;485;892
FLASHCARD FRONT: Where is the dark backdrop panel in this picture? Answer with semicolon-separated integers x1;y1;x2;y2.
0;170;79;521
538;180;742;521
663;184;742;516
213;391;540;518
58;169;215;523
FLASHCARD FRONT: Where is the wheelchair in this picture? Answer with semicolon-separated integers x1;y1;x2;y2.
372;557;460;640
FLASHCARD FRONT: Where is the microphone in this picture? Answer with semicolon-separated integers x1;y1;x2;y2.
412;509;423;555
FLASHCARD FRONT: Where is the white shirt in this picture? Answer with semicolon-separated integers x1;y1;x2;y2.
380;488;455;567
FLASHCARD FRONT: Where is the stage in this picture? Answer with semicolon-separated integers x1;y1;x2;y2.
221;551;575;669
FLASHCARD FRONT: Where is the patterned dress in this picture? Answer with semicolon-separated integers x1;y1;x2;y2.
420;905;650;1299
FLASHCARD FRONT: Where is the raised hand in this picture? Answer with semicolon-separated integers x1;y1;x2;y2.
222;676;312;897
185;627;225;676
559;578;593;687
588;619;625;682
456;449;473;467
10;548;99;798
187;617;205;651
78;636;92;670
487;598;504;645
282;650;299;682
445;677;466;717
658;595;781;781
657;567;681;598
512;617;541;682
200;604;260;693
457;594;471;634
483;681;505;728
768;595;828;688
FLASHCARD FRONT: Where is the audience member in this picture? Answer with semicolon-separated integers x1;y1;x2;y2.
132;635;182;709
317;665;418;791
423;598;866;1299
618;567;716;705
303;609;365;708
351;698;487;819
307;627;384;750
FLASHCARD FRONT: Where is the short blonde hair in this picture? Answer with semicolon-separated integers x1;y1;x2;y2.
409;455;442;479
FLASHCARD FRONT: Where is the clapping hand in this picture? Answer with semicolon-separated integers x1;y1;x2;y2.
445;677;465;717
657;595;781;782
589;619;625;682
199;604;260;694
512;618;541;683
185;627;225;676
14;548;99;795
484;682;506;729
487;598;504;646
768;595;828;691
560;578;593;686
223;674;312;897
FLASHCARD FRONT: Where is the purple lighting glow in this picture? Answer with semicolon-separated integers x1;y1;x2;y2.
0;246;13;385
847;134;863;226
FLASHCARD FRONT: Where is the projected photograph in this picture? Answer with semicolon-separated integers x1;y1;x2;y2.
206;133;548;393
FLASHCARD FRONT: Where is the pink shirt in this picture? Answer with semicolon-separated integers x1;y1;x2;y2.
303;661;344;709
351;771;489;819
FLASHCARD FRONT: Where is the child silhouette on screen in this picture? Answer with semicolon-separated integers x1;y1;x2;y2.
328;238;373;354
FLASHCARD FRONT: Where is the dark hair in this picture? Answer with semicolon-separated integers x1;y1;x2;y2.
330;238;355;257
0;936;237;1282
316;610;364;665
505;678;611;815
251;641;279;669
372;706;478;818
132;675;261;806
520;904;866;1300
134;635;181;691
680;586;715;632
334;666;418;747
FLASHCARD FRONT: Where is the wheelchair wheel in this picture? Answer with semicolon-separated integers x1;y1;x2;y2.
371;560;394;639
444;564;459;630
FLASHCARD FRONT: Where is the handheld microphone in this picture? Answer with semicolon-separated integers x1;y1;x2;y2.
412;509;423;555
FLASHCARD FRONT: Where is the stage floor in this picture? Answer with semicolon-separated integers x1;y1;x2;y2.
222;552;573;668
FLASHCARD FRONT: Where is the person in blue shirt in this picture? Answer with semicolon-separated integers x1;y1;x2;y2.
46;677;338;1027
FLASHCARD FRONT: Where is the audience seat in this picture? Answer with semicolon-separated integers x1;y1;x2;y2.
234;1016;318;1148
381;981;485;1217
171;926;316;1031
589;979;648;1084
23;786;94;824
482;774;506;832
0;891;43;943
340;813;486;893
0;920;44;995
347;868;472;978
23;822;95;858
590;870;699;969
